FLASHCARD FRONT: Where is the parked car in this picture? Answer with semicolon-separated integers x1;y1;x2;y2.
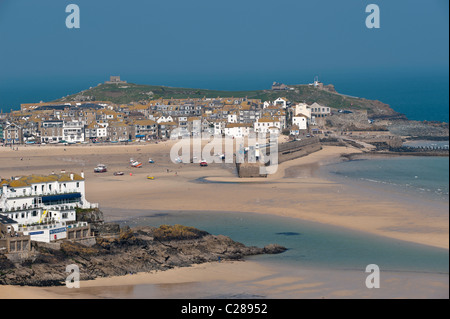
113;171;124;176
200;160;208;167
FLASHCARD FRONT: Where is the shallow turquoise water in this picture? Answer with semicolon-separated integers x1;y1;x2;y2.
118;210;449;275
325;156;449;201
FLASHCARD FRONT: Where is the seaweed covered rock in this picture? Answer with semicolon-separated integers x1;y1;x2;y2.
0;225;287;286
152;224;209;241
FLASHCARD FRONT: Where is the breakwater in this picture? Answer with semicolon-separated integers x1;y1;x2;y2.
236;137;322;178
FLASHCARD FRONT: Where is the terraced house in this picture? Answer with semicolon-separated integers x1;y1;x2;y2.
40;120;64;143
2;94;329;144
63;121;85;143
133;119;158;140
3;122;22;145
85;122;108;141
107;121;134;142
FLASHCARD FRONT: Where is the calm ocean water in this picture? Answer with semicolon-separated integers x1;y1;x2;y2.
325;156;450;201
117;209;449;275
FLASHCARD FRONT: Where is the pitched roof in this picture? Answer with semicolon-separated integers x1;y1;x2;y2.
134;119;156;126
258;117;278;123
226;123;252;128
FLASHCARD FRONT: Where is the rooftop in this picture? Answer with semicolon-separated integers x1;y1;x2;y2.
1;173;84;188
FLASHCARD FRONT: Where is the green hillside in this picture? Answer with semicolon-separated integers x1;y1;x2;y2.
55;82;405;119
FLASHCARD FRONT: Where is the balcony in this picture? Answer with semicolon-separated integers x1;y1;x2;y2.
5;190;81;200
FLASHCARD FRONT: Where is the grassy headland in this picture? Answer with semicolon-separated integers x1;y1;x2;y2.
55;82;405;119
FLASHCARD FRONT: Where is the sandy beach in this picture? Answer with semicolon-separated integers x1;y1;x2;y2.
2;141;445;248
0;260;447;299
0;141;448;298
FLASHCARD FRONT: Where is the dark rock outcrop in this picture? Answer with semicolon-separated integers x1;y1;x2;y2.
0;225;287;286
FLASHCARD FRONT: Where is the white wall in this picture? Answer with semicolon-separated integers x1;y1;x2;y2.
292;116;308;130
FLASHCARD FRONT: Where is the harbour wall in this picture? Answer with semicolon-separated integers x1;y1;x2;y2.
236;137;322;177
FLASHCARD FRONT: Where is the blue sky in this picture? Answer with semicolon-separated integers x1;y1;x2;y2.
0;0;448;79
0;0;448;107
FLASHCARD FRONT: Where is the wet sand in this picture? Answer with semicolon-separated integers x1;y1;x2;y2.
0;141;448;298
0;261;448;299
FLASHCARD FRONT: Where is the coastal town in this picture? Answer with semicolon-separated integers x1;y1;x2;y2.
0;76;448;292
0;77;335;145
0;0;448;302
2;77;448;153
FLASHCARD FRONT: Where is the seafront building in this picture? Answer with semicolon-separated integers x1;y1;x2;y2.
0;172;97;244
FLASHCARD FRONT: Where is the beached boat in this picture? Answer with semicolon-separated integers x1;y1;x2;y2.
130;158;143;168
94;164;107;173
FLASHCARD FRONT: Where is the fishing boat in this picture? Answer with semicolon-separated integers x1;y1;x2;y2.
94;164;107;173
130;158;143;168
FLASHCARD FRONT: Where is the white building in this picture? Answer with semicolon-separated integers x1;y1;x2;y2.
156;115;174;124
254;117;281;135
213;121;226;136
227;113;238;123
293;103;312;119
273;97;288;109
292;114;308;130
224;123;252;138
0;172;97;242
63;121;85;143
263;101;271;109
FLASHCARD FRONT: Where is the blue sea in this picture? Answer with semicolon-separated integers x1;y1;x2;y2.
325;155;450;202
